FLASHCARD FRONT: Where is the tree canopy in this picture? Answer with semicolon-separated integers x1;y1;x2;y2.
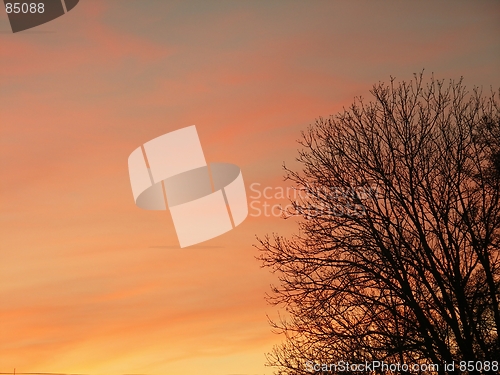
258;74;500;374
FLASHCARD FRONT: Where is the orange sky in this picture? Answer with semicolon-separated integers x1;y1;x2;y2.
1;1;499;374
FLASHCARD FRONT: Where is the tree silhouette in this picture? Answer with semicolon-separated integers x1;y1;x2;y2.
258;74;500;374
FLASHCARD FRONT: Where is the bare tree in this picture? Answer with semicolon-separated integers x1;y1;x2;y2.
257;74;500;374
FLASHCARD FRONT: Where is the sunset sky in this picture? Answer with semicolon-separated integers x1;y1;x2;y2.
1;1;499;374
